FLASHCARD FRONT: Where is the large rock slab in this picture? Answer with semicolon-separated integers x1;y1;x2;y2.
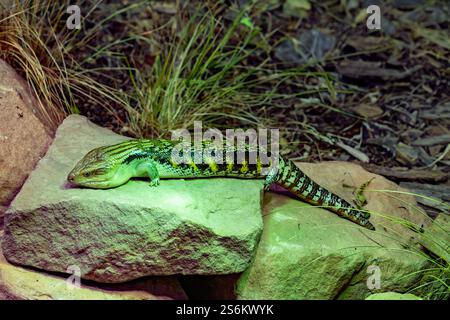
0;60;53;224
236;162;436;299
2;115;264;283
0;230;186;300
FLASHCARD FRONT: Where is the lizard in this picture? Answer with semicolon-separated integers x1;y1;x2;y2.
67;139;375;230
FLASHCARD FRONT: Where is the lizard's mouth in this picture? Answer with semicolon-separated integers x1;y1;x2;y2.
67;173;106;188
67;172;123;189
69;179;111;188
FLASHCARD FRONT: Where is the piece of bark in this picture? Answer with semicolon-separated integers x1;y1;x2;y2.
412;134;450;147
361;164;448;183
419;107;450;120
399;182;450;202
336;60;421;80
399;182;450;213
336;141;369;163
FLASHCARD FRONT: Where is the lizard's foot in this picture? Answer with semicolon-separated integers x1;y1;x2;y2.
149;178;160;187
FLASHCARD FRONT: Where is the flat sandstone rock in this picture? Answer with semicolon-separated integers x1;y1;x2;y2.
236;162;435;299
0;229;186;300
0;59;52;223
2;115;264;282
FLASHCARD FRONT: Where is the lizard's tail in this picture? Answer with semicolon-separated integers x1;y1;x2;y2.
274;158;375;231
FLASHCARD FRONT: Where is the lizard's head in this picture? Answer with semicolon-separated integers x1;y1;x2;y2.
67;145;130;189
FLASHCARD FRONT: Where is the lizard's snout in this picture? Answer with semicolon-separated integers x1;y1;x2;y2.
67;172;76;183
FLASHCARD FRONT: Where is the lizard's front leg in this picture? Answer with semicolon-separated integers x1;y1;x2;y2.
136;162;160;187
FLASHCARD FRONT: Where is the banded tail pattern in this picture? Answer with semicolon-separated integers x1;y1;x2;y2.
273;157;375;230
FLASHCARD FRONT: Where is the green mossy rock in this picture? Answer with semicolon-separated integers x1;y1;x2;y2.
2;115;264;283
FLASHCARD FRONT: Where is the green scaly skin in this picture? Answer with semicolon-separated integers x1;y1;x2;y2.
67;139;375;230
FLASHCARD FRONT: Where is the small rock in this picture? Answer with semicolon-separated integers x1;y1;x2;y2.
396;142;419;165
351;104;384;119
274;39;303;65
298;29;336;62
275;30;336;65
365;292;423;300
